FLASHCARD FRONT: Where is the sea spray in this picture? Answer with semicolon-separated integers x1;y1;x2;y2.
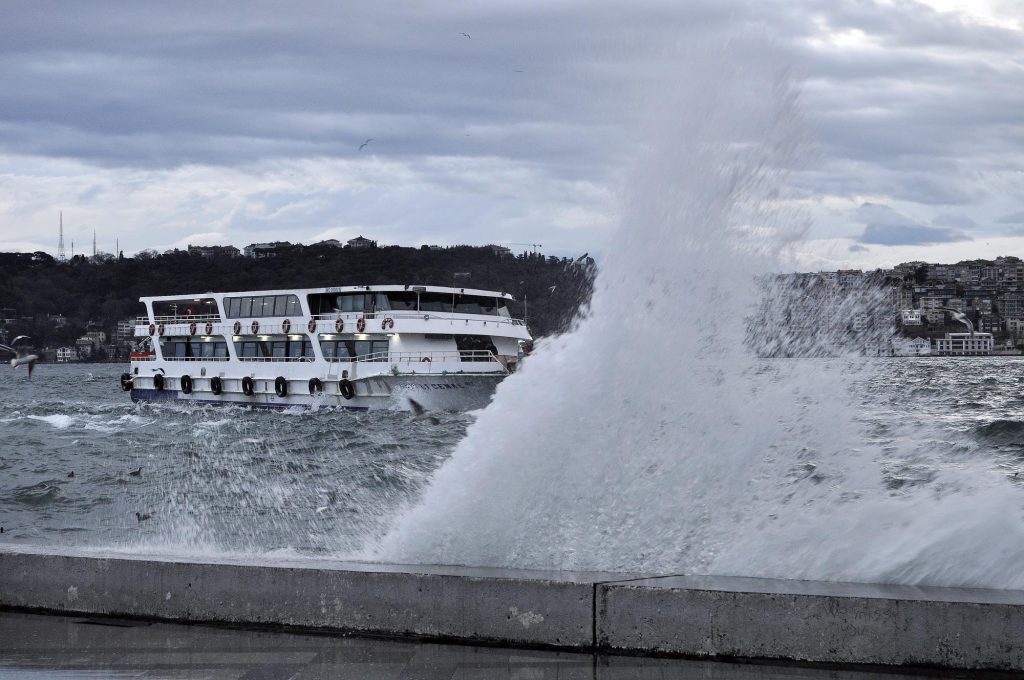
372;37;1024;587
371;38;841;573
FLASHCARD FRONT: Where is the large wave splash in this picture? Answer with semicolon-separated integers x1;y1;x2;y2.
371;38;1024;587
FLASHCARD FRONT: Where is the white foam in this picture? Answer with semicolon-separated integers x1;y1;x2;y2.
27;414;75;430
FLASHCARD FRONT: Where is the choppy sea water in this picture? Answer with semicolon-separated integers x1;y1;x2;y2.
0;363;473;557
2;359;1024;565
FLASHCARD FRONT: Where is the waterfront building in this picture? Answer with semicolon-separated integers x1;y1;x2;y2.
893;337;932;356
932;332;994;356
55;347;75;362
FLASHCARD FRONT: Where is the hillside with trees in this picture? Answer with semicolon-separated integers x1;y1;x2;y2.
0;245;595;349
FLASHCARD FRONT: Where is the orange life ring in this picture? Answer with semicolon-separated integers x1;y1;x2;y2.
381;317;394;330
307;318;317;333
148;323;156;336
251;320;260;334
282;318;291;334
205;321;214;335
335;318;345;333
158;324;166;336
356;317;366;333
233;321;242;335
189;322;197;336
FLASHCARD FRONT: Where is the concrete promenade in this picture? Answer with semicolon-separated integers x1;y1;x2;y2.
2;546;1024;673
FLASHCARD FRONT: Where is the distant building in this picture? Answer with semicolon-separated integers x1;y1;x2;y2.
114;320;135;343
55;347;75;363
488;245;512;257
978;313;1003;334
316;239;343;248
899;309;923;326
933;332;993;356
346;235;377;250
74;337;94;358
187;244;240;259
893;337;932;356
243;242;293;258
84;331;107;345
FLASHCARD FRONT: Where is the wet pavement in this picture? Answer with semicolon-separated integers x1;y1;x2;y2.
0;610;986;679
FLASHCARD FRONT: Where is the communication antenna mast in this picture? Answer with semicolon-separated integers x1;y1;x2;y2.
57;212;66;262
92;230;97;261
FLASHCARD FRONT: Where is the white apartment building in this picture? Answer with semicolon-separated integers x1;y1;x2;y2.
932;332;993;356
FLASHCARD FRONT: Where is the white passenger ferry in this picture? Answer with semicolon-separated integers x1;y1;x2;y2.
120;285;532;411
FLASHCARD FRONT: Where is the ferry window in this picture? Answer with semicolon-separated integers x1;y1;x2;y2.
455;335;497;361
287;340;312;359
495;298;511;317
336;293;376;313
226;298;241;318
271;341;287;358
453;296;482;314
200;342;214;359
235;341;259;358
271;296;287;316
286;296;302;317
214;342;228;358
354;340;371;358
239;297;254;317
419;293;453;313
387;292;418;311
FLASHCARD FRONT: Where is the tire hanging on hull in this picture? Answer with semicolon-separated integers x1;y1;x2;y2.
339;379;355;400
210;376;223;395
241;376;255;396
275;376;288;397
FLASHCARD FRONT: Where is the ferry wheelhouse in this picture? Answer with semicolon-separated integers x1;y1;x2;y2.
121;285;531;410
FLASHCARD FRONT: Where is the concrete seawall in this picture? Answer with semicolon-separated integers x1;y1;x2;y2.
3;546;1024;672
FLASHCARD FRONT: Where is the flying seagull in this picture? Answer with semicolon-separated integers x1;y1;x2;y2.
359;138;373;151
939;308;974;336
0;336;38;378
408;398;439;426
460;32;471;39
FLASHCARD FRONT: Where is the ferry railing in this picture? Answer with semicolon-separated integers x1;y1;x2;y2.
160;356;231;362
135;314;223;325
235;356;316;362
310;312;526;327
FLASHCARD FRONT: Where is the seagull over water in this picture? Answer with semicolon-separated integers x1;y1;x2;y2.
0;336;38;378
408;398;440;426
939;308;974;336
359;138;373;151
460;32;471;39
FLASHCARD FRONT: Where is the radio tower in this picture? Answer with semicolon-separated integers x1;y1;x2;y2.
57;212;66;262
92;229;97;261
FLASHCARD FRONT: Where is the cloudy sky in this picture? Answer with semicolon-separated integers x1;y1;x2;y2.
0;0;1020;269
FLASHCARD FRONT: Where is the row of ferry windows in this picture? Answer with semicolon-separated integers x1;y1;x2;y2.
307;292;511;316
224;295;302;319
158;336;388;361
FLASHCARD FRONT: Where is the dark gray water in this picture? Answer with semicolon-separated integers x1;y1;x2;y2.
0;363;472;557
1;359;1023;563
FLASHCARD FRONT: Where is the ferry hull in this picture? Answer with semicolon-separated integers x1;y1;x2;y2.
128;373;504;412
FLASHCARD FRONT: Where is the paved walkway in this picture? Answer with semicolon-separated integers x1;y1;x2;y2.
0;610;965;679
